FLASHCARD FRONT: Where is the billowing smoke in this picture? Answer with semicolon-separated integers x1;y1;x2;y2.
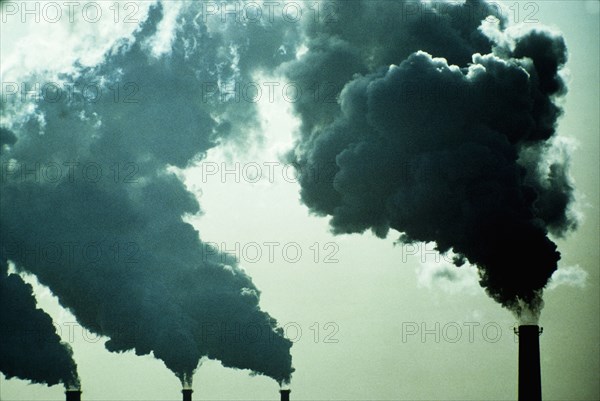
1;2;298;386
284;0;577;319
0;257;79;388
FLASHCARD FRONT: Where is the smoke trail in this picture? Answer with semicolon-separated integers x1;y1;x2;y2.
283;0;577;319
0;257;79;388
1;2;297;385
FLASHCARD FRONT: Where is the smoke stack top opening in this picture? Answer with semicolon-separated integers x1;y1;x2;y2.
182;388;193;401
280;389;291;401
65;389;82;401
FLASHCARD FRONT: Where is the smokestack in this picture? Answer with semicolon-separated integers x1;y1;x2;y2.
65;389;81;401
182;388;193;401
280;389;291;401
517;325;542;401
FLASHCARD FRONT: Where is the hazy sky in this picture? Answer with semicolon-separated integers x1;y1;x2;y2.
1;1;598;400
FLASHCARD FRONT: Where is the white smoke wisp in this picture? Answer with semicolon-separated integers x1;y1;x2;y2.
547;265;588;290
416;253;480;295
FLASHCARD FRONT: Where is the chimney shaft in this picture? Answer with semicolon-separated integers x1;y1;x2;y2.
280;389;291;401
182;388;193;401
65;390;81;401
517;325;542;401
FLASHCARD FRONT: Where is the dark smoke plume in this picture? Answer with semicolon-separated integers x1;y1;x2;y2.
284;0;577;318
0;257;79;387
1;2;297;386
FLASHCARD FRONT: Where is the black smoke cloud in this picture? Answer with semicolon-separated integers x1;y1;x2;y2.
284;0;577;315
0;257;79;388
1;2;298;386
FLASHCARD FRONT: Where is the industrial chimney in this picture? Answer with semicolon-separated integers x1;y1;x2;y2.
280;389;291;401
65;389;81;401
182;388;193;401
516;325;542;401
